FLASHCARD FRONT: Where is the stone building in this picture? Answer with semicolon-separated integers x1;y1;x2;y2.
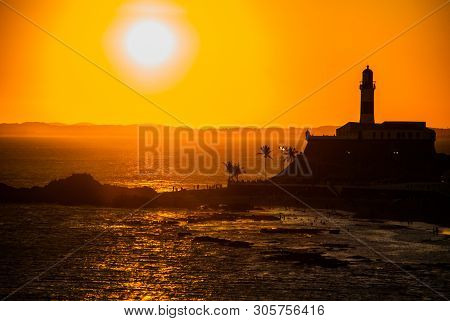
279;66;444;183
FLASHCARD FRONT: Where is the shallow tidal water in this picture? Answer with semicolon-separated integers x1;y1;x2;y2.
0;204;449;300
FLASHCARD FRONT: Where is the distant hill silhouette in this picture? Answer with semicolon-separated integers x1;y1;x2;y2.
0;173;157;207
1;122;448;140
0;122;137;137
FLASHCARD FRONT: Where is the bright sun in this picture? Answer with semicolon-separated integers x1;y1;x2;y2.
105;2;197;92
124;20;176;68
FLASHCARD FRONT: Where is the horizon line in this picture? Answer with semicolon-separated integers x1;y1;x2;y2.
1;121;449;130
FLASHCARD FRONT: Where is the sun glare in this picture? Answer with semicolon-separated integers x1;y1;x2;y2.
124;20;176;67
104;2;198;92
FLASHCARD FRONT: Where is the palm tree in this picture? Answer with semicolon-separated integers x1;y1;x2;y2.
258;145;272;179
284;146;298;164
232;163;244;182
224;161;233;182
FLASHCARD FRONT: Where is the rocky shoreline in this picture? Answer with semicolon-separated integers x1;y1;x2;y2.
0;173;449;226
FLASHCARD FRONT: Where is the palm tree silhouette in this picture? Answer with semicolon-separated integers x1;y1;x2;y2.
258;145;272;180
224;161;233;182
279;146;298;167
285;146;299;164
232;163;244;182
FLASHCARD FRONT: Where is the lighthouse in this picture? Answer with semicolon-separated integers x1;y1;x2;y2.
277;64;438;184
359;65;376;124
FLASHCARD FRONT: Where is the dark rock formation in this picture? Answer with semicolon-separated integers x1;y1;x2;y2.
0;173;157;208
192;236;252;248
263;248;347;268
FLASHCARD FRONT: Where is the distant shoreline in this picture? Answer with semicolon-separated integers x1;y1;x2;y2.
1;122;449;138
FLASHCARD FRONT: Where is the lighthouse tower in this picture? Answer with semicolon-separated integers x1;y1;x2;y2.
359;66;376;124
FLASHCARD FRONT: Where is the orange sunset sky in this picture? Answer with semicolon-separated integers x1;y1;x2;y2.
0;0;449;128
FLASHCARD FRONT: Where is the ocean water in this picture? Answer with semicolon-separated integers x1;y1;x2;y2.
0;204;449;300
0;137;230;192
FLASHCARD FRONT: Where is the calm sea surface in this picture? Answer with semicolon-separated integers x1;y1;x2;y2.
0;137;232;192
